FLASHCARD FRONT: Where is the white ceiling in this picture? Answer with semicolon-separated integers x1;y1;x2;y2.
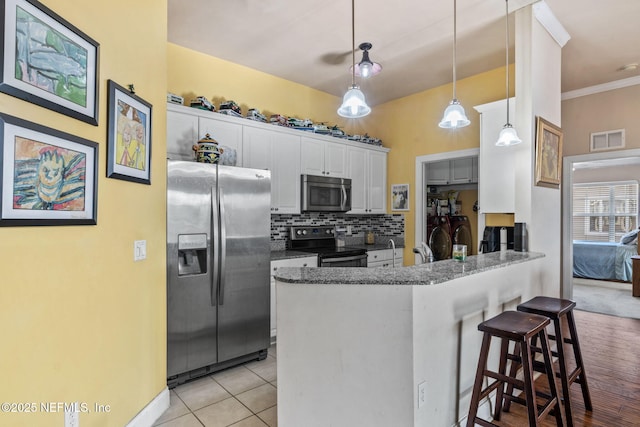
167;0;640;107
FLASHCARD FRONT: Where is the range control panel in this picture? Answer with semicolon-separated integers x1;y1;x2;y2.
289;226;335;241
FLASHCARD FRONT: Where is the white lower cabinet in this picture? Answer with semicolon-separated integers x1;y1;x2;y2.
367;248;404;268
270;256;317;339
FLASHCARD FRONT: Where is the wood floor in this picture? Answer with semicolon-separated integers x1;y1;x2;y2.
482;309;640;427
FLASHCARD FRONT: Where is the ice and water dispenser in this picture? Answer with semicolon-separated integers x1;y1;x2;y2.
177;234;208;276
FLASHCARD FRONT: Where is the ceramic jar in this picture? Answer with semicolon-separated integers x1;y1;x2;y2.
193;133;223;164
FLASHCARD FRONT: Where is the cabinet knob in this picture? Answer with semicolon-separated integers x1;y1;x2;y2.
303;263;307;267
273;267;278;271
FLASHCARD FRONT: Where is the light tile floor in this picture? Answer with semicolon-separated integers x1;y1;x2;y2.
154;345;277;427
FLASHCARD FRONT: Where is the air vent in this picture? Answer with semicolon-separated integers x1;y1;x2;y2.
590;129;625;152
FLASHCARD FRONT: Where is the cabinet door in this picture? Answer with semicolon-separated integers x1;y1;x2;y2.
167;110;198;160
242;127;272;171
450;158;473;183
477;99;515;213
300;136;325;176
199;117;243;166
346;146;367;214
471;157;479;183
324;142;347;177
271;256;317;337
271;133;301;214
367;151;387;213
426;160;450;185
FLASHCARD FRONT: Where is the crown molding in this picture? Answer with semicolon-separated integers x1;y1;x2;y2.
562;75;640;100
533;1;570;47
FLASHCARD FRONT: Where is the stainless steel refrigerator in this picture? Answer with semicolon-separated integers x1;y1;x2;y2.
166;160;271;388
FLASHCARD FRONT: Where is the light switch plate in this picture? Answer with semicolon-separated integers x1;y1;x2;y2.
134;240;147;261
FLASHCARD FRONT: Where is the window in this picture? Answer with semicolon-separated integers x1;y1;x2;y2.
573;181;638;242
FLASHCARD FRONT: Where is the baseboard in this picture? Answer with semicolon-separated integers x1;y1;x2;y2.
126;387;170;427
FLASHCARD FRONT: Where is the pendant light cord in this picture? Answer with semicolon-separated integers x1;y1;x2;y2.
351;0;356;87
452;0;457;100
505;0;510;124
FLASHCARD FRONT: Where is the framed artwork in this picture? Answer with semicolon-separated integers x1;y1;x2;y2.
0;113;98;226
391;183;409;211
106;80;152;185
0;0;100;125
535;116;563;188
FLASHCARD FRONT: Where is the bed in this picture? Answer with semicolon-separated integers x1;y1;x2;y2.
573;240;637;282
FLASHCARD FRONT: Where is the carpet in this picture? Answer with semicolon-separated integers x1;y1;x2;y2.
572;278;640;319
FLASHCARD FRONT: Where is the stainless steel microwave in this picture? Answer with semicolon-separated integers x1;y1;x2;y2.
301;175;351;212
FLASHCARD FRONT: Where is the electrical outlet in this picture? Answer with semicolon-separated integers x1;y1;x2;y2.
65;405;79;427
418;382;426;408
346;225;352;235
134;240;147;261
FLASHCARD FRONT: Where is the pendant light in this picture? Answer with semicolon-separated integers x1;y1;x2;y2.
496;0;522;146
337;0;371;118
352;42;382;78
439;0;470;129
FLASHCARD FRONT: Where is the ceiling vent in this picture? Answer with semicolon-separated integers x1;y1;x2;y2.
590;129;625;152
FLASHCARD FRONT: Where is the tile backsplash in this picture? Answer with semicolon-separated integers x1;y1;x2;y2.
271;213;404;249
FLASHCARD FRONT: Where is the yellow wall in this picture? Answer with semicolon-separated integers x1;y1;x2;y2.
168;45;510;265
0;1;167;426
368;66;514;263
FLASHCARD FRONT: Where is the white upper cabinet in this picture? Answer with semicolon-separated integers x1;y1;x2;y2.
243;126;301;214
346;146;387;214
300;136;347;178
166;109;198;160
474;99;516;213
426;157;478;185
199;116;243;166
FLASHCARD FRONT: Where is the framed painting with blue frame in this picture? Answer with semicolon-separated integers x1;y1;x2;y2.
106;80;152;185
0;0;100;125
0;113;98;226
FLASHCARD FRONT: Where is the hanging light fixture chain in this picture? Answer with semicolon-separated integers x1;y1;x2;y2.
505;0;510;125
453;0;457;100
351;0;356;87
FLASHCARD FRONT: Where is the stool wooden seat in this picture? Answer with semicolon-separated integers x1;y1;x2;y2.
510;296;592;427
466;311;566;427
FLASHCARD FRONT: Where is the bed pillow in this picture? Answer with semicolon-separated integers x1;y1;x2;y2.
620;229;639;244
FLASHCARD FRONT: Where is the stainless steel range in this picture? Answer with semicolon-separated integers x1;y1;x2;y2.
289;226;367;267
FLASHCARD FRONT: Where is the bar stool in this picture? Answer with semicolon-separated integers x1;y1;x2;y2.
509;296;592;427
466;311;566;427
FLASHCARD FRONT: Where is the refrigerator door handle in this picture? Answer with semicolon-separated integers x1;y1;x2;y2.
218;189;227;305
211;187;219;306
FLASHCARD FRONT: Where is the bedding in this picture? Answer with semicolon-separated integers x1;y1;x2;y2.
573;240;637;282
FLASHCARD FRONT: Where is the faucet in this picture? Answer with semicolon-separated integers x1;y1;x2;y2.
387;239;396;267
413;242;435;264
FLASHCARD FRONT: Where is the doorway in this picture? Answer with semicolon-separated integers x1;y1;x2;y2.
562;148;640;318
415;148;479;265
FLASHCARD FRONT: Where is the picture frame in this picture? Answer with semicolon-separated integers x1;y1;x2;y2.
391;183;409;211
535;116;563;188
106;80;152;185
0;0;100;125
0;113;98;226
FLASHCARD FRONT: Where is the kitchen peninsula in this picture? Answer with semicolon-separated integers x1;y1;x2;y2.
274;251;546;427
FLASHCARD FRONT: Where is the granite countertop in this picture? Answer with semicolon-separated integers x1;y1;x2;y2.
273;250;545;285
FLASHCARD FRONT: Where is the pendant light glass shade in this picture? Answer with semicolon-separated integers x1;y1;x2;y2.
496;124;522;146
352;43;382;78
337;85;371;118
337;0;371;118
496;0;521;146
439;0;470;129
439;100;470;129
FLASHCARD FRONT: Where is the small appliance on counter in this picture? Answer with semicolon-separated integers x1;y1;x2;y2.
479;226;514;253
514;222;528;252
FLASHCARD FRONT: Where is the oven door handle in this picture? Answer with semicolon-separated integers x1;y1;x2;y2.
322;254;367;264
